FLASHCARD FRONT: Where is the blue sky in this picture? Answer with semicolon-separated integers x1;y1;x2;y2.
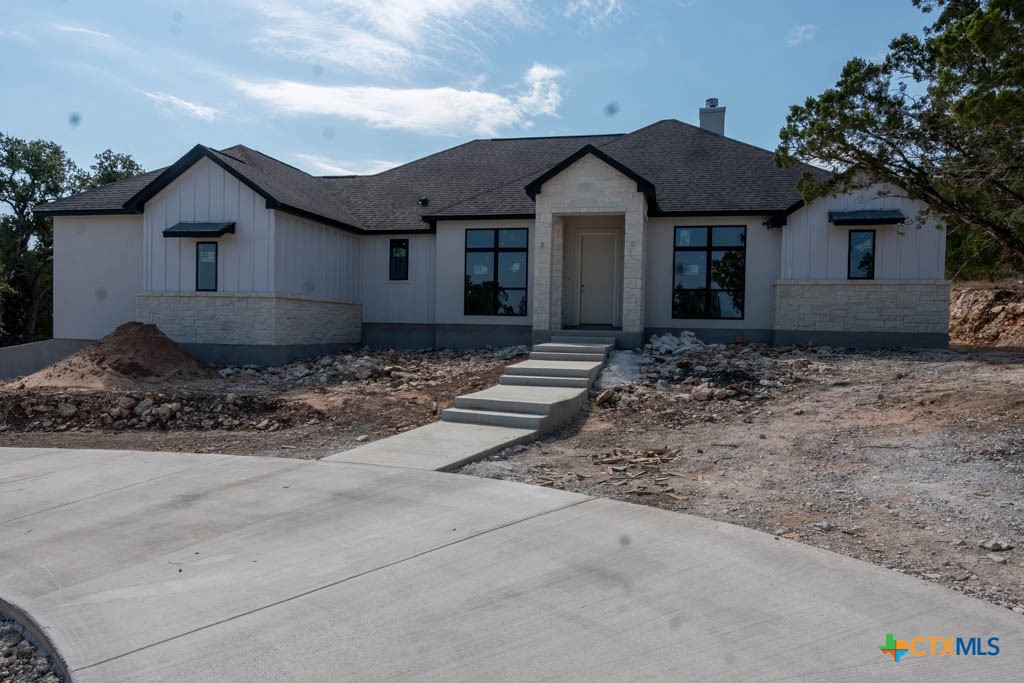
0;0;930;176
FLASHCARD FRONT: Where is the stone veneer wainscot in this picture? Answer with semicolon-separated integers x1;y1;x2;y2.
773;280;950;334
136;292;361;346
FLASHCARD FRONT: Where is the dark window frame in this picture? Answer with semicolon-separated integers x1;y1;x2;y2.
671;226;746;320
848;229;876;280
464;228;529;316
196;241;218;292
389;238;409;281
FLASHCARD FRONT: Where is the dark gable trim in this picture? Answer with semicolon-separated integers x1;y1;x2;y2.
33;207;141;218
765;199;806;228
122;145;276;213
421;213;535;227
524;145;657;209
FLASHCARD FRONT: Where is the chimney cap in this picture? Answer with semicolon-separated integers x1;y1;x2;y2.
704;97;720;109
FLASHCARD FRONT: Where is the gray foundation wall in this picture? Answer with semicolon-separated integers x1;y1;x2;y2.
0;338;93;380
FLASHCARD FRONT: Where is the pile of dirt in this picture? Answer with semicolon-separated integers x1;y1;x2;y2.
950;284;1024;347
18;322;215;389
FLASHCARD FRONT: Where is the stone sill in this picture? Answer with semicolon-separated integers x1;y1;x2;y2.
137;291;360;306
774;280;950;287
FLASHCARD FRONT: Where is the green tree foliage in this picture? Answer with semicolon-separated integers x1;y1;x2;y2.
775;0;1024;278
0;135;143;342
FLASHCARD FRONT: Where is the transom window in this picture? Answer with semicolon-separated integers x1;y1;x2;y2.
464;228;528;316
672;226;745;319
389;239;409;281
196;242;217;291
848;230;876;280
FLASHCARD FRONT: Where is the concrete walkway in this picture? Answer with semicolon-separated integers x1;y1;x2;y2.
327;337;613;470
1;447;1021;681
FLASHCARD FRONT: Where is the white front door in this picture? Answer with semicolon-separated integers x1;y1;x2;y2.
579;234;616;325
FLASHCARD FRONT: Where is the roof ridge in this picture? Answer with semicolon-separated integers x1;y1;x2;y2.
487;132;624;141
220;145;320;177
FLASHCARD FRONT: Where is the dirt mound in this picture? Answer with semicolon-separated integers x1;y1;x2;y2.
950;284;1024;347
20;322;215;389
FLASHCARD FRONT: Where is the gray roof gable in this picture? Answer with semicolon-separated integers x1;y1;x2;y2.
34;120;829;230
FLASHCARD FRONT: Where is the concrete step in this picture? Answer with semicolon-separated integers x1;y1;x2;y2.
504;359;604;380
454;385;588;416
499;374;590;388
441;407;545;430
550;335;617;346
529;351;606;362
533;342;613;355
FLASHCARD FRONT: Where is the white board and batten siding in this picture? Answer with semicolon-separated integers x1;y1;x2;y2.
359;234;436;323
273;212;359;303
142;157;273;293
782;185;946;281
142;156;360;303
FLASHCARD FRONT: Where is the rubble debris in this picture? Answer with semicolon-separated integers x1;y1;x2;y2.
950;284;1024;347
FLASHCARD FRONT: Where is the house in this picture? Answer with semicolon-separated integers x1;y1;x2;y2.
35;101;949;366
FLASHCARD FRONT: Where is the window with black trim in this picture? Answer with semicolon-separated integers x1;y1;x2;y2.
848;230;875;280
672;226;745;319
196;242;217;292
389;239;409;281
464;228;528;316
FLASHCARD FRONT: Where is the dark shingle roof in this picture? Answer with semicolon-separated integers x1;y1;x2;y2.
34;120;829;230
34;168;165;215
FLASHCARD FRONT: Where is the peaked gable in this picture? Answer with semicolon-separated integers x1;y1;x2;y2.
524;145;656;209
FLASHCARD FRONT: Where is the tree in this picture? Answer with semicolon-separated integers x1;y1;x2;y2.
774;0;1024;273
76;149;144;192
0;136;143;343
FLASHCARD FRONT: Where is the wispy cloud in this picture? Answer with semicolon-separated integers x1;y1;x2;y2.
144;92;222;121
244;0;531;77
787;24;817;47
565;0;626;26
55;24;114;40
294;154;401;175
0;28;31;43
234;63;563;136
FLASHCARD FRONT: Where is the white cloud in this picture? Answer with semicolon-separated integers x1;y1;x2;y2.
55;24;114;40
144;92;222;121
233;63;563;136
243;0;531;76
294;154;401;175
565;0;625;26
787;24;817;47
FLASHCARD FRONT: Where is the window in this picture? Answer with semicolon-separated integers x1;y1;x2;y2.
672;226;745;319
464;228;528;316
389;239;409;281
196;242;217;291
848;230;875;280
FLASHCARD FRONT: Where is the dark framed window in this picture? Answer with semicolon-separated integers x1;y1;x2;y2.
389;239;409;281
196;242;217;292
848;230;875;280
672;226;745;319
464;228;528;316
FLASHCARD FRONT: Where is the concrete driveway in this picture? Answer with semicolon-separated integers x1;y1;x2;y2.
1;447;1020;681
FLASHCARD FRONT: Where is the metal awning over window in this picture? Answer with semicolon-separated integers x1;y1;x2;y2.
828;210;905;226
162;221;236;237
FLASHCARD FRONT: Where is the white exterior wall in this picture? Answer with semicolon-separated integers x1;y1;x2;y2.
434;219;535;326
645;216;780;331
142;157;274;293
782;184;946;281
273;211;360;303
360;234;436;323
53;215;143;339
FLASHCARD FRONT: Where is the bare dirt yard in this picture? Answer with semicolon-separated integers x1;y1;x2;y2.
3;284;1024;615
0;323;525;459
463;332;1024;614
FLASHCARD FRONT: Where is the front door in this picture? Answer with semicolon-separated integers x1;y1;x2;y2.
579;234;616;325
